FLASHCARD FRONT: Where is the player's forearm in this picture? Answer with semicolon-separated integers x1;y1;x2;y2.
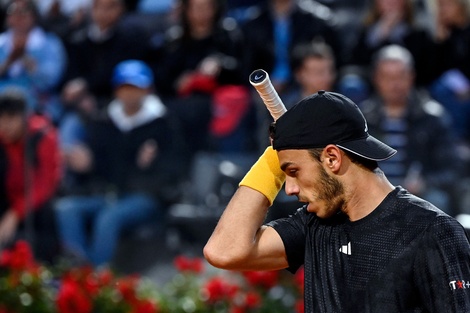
204;146;286;270
204;186;270;269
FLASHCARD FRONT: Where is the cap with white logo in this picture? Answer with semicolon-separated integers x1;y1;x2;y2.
271;90;397;161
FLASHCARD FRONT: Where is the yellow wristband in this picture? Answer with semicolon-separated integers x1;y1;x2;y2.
239;146;286;206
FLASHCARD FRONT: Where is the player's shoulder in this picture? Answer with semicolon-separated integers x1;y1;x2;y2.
384;188;469;251
395;187;464;232
395;186;444;215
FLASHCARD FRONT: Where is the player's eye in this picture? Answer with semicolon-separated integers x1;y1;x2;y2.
287;169;297;176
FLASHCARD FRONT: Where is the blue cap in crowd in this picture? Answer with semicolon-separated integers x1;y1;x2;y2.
112;60;154;89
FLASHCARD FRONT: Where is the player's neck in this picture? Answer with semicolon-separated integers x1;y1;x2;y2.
343;168;395;222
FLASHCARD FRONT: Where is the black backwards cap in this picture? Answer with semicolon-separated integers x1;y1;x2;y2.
272;90;397;161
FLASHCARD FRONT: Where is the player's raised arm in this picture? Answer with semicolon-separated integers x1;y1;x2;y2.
203;146;289;271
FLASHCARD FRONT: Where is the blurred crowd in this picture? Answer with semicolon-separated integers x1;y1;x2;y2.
1;0;470;268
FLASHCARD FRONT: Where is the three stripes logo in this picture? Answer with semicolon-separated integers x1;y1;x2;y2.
339;242;351;255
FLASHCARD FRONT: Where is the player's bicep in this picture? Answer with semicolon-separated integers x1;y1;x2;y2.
247;225;289;271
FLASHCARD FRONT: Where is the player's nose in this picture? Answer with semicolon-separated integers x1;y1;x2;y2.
284;176;300;196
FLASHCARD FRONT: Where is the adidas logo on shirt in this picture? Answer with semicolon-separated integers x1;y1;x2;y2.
339;242;351;255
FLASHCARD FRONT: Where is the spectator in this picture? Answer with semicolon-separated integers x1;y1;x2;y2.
427;0;470;143
133;0;176;36
54;60;187;267
0;88;62;264
345;0;434;88
281;41;337;108
0;0;67;122
38;0;91;40
152;0;247;98
360;45;462;215
57;0;151;169
57;80;96;194
150;0;251;155
61;0;150;110
242;0;342;94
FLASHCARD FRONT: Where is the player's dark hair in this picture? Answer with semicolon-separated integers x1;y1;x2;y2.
308;148;378;171
0;89;27;116
343;150;378;171
307;148;323;162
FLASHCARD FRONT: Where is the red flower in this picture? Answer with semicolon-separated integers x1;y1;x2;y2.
65;266;93;284
116;275;140;304
202;276;238;303
0;250;12;267
242;270;279;289
131;299;159;313
56;278;93;313
2;240;37;271
229;306;246;313
295;299;305;313
294;266;305;293
96;267;114;286
173;255;204;274
244;291;261;308
83;273;100;296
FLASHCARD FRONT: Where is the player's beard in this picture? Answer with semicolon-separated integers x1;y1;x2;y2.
316;165;345;217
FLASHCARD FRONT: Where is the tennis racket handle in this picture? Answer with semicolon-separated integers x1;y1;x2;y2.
249;69;287;121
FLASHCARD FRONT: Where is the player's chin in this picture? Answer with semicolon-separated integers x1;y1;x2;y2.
306;203;318;214
307;203;335;219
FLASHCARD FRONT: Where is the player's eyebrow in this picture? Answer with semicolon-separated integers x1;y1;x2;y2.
280;162;294;172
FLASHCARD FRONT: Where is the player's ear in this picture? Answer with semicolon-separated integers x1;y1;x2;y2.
322;144;342;171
